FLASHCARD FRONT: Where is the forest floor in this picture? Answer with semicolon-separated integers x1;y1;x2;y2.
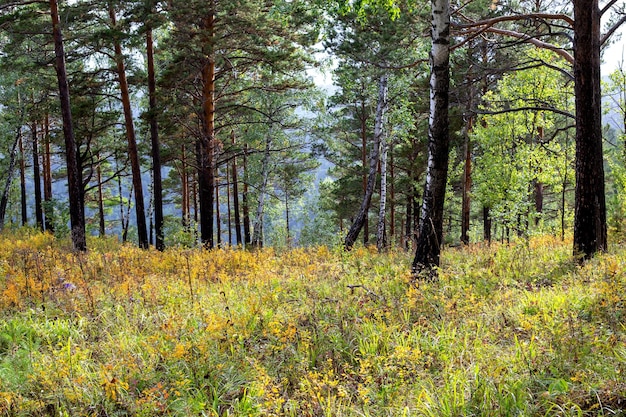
1;229;626;416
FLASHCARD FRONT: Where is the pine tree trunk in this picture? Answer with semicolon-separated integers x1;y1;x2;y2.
43;115;54;232
573;0;606;259
252;134;272;247
242;143;251;246
97;159;106;237
0;129;22;231
231;131;242;245
412;0;450;276
483;206;491;243
226;163;232;245
389;141;395;242
197;139;214;247
146;22;164;251
460;118;472;245
18;134;27;226
32;122;44;230
109;4;148;249
215;171;222;248
181;144;190;228
361;105;369;245
345;74;388;250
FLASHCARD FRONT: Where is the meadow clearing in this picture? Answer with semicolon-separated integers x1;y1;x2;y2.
1;229;625;416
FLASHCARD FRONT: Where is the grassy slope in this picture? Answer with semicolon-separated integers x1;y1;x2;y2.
0;230;625;416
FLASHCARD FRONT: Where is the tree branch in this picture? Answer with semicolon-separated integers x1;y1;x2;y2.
601;14;626;46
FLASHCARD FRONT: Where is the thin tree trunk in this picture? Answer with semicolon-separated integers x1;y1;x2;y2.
389;141;395;243
146;20;164;251
18;134;27;226
377;129;388;252
361;103;369;245
109;4;148;249
215;170;222;248
460;117;472;244
252;134;272;247
97;159;106;237
483;206;492;243
412;0;451;276
243;143;251;245
573;0;606;259
43;115;54;232
285;192;290;246
226;163;232;245
0;129;22;231
197;139;213;247
345;74;388;250
231;131;242;245
50;0;86;250
32;122;44;230
181;144;190;228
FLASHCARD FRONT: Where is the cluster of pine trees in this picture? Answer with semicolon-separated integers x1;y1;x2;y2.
0;0;625;271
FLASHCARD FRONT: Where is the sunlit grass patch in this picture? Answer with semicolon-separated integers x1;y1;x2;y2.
1;231;626;415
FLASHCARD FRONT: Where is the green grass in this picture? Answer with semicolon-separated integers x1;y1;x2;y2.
1;230;626;416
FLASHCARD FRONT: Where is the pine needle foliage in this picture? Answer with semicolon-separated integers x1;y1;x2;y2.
1;229;625;416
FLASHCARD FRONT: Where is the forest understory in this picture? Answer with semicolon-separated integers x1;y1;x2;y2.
1;228;626;416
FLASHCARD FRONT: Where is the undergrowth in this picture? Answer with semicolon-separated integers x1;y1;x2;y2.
1;229;625;416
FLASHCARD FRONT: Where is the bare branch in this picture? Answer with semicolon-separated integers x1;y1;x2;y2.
477;105;575;119
601;0;619;16
484;27;575;64
455;13;574;29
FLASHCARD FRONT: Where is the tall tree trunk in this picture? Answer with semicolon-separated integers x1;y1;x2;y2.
0;129;22;231
361;103;369;245
460;118;472;245
146;20;164;251
483;206;492;243
231;131;242;245
181;144;190;228
43;115;54;232
97;159;106;237
215;170;222;248
198;8;217;248
285;192;291;246
377;127;388;252
18;134;27;226
109;4;149;249
252;134;272;247
389;141;395;243
573;0;606;259
412;0;450;275
243;143;251;245
345;74;388;250
226;163;232;245
32;122;44;230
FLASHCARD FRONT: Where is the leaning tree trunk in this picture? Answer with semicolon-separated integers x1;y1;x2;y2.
344;74;388;250
412;0;451;276
573;0;606;259
109;4;149;249
50;0;86;251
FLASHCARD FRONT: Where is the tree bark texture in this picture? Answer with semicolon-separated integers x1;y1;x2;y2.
573;0;607;259
109;5;149;249
0;129;21;231
32;122;44;230
377;125;389;252
231;131;242;245
251;134;273;247
50;0;86;250
43;116;54;232
18;135;27;226
460;118;472;245
344;74;388;250
198;10;217;248
147;23;164;251
412;0;451;275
